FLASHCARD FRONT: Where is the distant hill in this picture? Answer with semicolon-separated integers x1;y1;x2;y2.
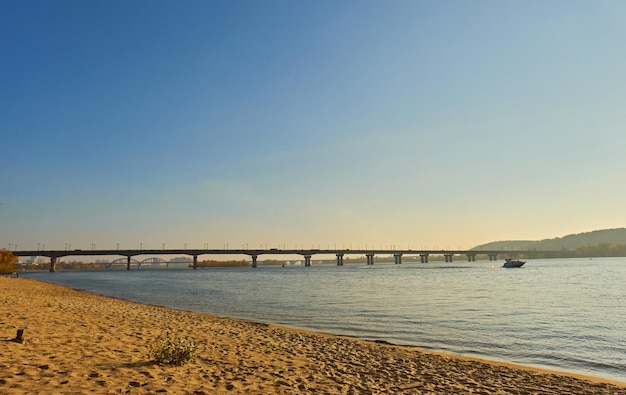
472;228;626;251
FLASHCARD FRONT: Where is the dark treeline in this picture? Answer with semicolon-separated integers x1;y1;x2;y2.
20;262;108;270
574;243;626;257
474;228;626;252
500;243;626;259
195;259;249;268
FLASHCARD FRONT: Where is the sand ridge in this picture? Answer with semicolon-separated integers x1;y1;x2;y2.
1;277;624;394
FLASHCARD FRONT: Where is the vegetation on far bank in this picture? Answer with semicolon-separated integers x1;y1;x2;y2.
474;228;626;252
194;259;249;268
0;249;18;273
502;243;626;259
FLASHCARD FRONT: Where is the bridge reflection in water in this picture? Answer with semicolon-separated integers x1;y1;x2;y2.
12;248;545;272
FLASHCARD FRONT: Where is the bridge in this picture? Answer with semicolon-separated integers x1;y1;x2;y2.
11;248;547;272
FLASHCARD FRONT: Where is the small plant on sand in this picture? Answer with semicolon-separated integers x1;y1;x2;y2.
147;332;197;366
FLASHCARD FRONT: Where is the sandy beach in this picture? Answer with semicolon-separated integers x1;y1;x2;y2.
1;277;624;394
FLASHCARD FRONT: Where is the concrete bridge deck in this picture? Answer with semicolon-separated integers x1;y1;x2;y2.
12;248;549;272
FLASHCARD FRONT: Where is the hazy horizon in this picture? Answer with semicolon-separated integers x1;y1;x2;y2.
2;1;626;251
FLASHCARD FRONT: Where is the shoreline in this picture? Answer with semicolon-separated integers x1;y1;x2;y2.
2;277;625;394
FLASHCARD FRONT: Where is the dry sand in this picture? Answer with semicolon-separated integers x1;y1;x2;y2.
1;277;624;394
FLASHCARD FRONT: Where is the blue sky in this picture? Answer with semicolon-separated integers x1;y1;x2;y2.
2;0;626;252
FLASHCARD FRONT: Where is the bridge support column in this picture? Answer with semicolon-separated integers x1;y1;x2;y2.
488;254;497;261
467;254;476;262
49;256;57;272
420;254;429;263
336;253;344;266
304;255;312;266
444;254;454;262
251;255;258;268
193;255;198;269
127;256;131;271
366;253;375;265
394;253;402;264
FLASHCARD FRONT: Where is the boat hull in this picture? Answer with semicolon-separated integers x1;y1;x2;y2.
503;260;525;268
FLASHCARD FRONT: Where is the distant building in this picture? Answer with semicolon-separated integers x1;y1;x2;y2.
170;257;192;263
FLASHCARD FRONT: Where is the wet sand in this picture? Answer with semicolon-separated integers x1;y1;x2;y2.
1;277;624;394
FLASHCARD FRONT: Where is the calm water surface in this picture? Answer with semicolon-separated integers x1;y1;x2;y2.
24;258;626;382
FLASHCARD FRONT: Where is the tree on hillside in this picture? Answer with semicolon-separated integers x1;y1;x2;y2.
0;249;18;273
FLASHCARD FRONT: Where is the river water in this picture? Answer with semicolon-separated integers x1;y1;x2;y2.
23;257;626;383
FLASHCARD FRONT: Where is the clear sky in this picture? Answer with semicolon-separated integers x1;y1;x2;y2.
2;0;626;252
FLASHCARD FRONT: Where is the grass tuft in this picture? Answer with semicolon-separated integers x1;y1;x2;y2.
147;332;197;366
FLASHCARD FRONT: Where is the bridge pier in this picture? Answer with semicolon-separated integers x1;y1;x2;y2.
304;255;312;266
49;256;57;272
444;254;454;262
127;256;131;271
336;253;344;266
488;254;498;261
466;254;476;262
420;254;429;263
193;255;198;269
366;253;375;265
394;253;402;264
251;255;258;268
